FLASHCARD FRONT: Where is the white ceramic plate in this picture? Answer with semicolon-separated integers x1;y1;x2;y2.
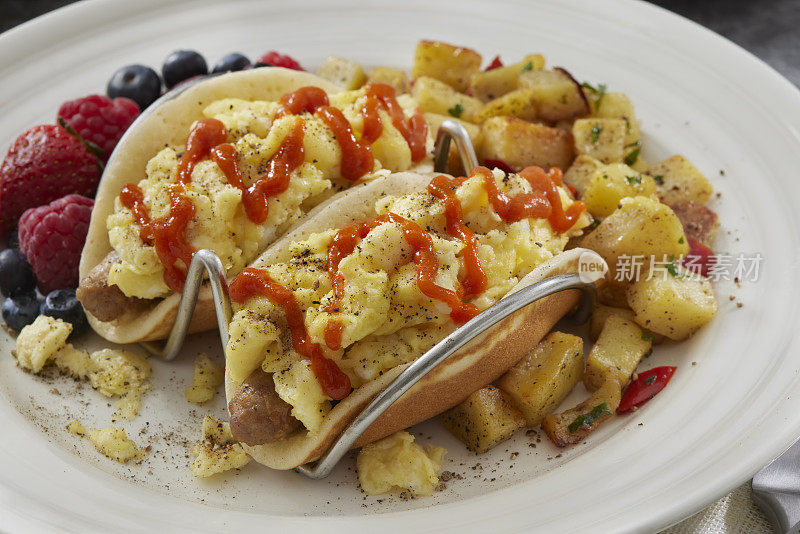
1;0;799;532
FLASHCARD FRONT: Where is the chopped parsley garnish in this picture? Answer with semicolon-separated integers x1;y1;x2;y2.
590;123;603;144
560;94;568;104
520;61;534;72
624;147;641;166
665;257;680;277
581;81;607;111
641;332;655;341
568;403;611;433
643;348;653;358
448;103;464;118
652;174;664;185
625;175;642;185
644;374;657;385
590;219;601;229
678;237;685;244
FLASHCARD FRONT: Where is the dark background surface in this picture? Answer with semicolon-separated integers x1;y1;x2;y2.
1;0;799;87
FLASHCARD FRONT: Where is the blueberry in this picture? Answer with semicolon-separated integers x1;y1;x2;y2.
253;62;273;68
40;289;87;337
2;294;40;332
107;64;162;110
162;50;208;89
212;53;250;74
0;249;36;297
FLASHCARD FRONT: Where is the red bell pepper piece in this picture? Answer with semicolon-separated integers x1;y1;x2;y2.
485;55;503;71
617;366;676;413
682;238;714;277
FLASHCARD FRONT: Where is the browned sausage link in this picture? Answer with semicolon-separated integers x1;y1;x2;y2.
76;252;148;322
228;369;301;445
669;200;719;245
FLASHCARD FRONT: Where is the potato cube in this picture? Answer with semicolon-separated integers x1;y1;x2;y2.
584;315;652;391
594;92;640;144
563;155;601;197
647;155;713;205
413;40;482;92
316;55;366;90
496;332;584;427
424;112;483;175
479;116;574;170
468;54;545;101
518;68;589;122
573;118;626;163
440;386;525;454
367;66;410;94
411;76;483;123
542;374;622;447
582;163;657;218
626;267;718;340
473;88;539;123
580;196;689;280
589;305;664;344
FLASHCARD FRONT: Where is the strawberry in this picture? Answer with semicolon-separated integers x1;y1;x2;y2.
0;125;101;238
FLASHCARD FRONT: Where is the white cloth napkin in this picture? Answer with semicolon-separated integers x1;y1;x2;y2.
663;484;771;533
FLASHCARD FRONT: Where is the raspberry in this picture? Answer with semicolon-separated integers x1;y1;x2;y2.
18;195;94;294
0;125;100;237
257;51;304;71
57;94;140;161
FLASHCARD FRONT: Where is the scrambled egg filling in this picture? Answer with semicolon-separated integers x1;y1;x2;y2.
185;353;224;404
357;431;446;497
13;321;151;420
226;169;589;434
107;88;429;299
68;420;148;464
190;415;250;477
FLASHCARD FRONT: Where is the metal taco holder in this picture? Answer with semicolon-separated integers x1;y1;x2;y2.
140;119;598;479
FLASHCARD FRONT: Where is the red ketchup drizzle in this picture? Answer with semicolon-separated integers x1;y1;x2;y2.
427;174;488;296
119;183;196;292
360;83;428;163
177;118;228;184
322;212;480;350
229;269;351;400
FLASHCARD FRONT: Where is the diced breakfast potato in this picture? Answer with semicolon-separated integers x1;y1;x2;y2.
412;76;483;123
584;315;652;391
480;116;575;170
572;118;627;163
468;54;545;102
563;155;602;197
580;196;689;277
316;55;367;90
582;163;657;218
473;88;539;123
413;40;482;92
496;332;584;427
424;112;483;175
440;386;525;454
593;92;641;146
367;66;410;94
626;267;718;340
590;304;664;344
518;68;589;122
542;373;622;447
669;200;719;245
647;155;713;205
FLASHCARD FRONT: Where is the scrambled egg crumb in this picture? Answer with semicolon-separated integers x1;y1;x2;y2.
14;315;71;372
67;420;148;464
357;431;447;497
184;353;224;404
14;322;151;420
190;416;250;477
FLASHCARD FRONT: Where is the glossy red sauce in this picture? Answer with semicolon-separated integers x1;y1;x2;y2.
229;268;351;400
322;212;480;350
176;118;228;184
315;106;373;181
427;174;488;296
360;83;428;163
119;183;196;292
